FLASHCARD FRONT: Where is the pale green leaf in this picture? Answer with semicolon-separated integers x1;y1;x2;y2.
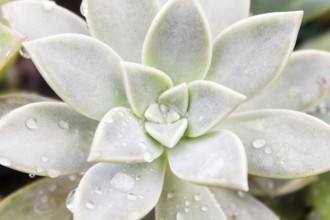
300;30;330;51
23;34;127;120
0;102;97;177
221;110;330;178
206;11;303;98
239;50;330;112
0;23;22;72
0;174;82;220
167;130;248;190
249;175;318;197
123;62;173;118
144;104;165;123
74;159;165;220
158;83;188;116
84;0;158;62
2;0;89;40
89;107;163;163
211;188;280;220
145;118;188;148
186;80;246;137
143;0;212;84
156;170;226;220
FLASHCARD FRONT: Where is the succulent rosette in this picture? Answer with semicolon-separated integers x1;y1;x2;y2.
1;0;330;219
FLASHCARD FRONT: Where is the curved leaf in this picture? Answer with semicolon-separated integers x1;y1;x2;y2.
23;34;127;120
221;109;330;178
206;11;303;98
0;102;97;177
2;0;89;40
186;80;246;137
158;83;188;116
239;50;330;112
123;62;172;118
89;107;163;163
167;130;248;191
143;0;212;84
74;159;165;220
156;170;227;220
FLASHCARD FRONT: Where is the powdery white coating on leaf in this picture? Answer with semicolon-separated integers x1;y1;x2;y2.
89;107;163;163
186;80;246;137
143;0;212;85
211;188;280;220
74;159;165;220
167;130;248;190
23;34;128;120
239;50;330;112
145;118;188;148
0;102;97;177
221;109;330;178
206;11;303;98
85;0;159;63
2;1;89;40
123;62;173;118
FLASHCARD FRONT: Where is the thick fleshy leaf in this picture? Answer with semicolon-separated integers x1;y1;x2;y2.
0;174;81;220
84;0;158;63
168;130;248;190
2;1;89;40
89;107;163;163
0;102;97;177
199;0;250;38
211;188;279;220
249;175;318;197
186;80;246;137
239;50;330;112
73;159;165;220
123;62;172;117
300;30;330;51
0;23;23;72
23;34;127;120
145;118;188;148
143;0;212;84
156;170;227;220
144;104;164;123
206;12;303;98
158;83;188;116
0;93;54;118
221;110;330;178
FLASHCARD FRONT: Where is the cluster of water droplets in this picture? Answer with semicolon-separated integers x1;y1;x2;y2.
252;138;272;155
288;86;312;105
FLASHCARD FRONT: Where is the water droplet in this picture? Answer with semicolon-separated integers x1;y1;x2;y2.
143;152;154;162
25;118;38;129
47;169;59;178
80;0;88;16
198;116;204;121
237;191;246;199
264;147;272;155
66;189;76;213
167;192;175;199
36;167;45;173
126;193;137;201
184;208;190;213
288;87;300;98
201;206;208;212
41;156;48;162
252;139;266;149
42;1;56;11
176;212;184;220
185;200;191;206
0;157;11;166
119;111;125;117
94;187;102;195
29;173;36;178
19;48;31;59
85;201;94;210
69;174;78;182
135;175;141;181
110;172;135;192
105;116;114;124
58;120;69;129
194;193;201;201
138;141;148;149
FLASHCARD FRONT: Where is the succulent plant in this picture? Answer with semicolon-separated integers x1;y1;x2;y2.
2;0;330;219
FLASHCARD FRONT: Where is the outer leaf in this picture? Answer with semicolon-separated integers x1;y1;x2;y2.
199;0;250;38
123;62;173;117
0;102;97;177
74;159;165;220
89;107;163;163
211;188;279;220
2;1;89;40
167;130;248;191
156;170;227;220
206;12;303;98
186;80;246;137
300;30;330;51
23;34;127;120
158;83;188;116
249;175;318;197
84;0;158;63
143;0;212;84
0;23;23;72
0;174;81;220
221;109;330;178
239;50;330;112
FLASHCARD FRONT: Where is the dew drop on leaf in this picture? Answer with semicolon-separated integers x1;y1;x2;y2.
110;172;135;192
19;48;31;59
58;120;69;129
40;155;49;162
194;193;201;201
42;1;56;12
25;118;38;130
29;173;36;178
167;192;175;199
201;206;208;212
85;201;95;210
176;212;185;220
252;139;266;149
94;186;102;195
143;152;154;162
126;193;137;201
47;169;59;178
66;189;76;213
264;147;273;155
